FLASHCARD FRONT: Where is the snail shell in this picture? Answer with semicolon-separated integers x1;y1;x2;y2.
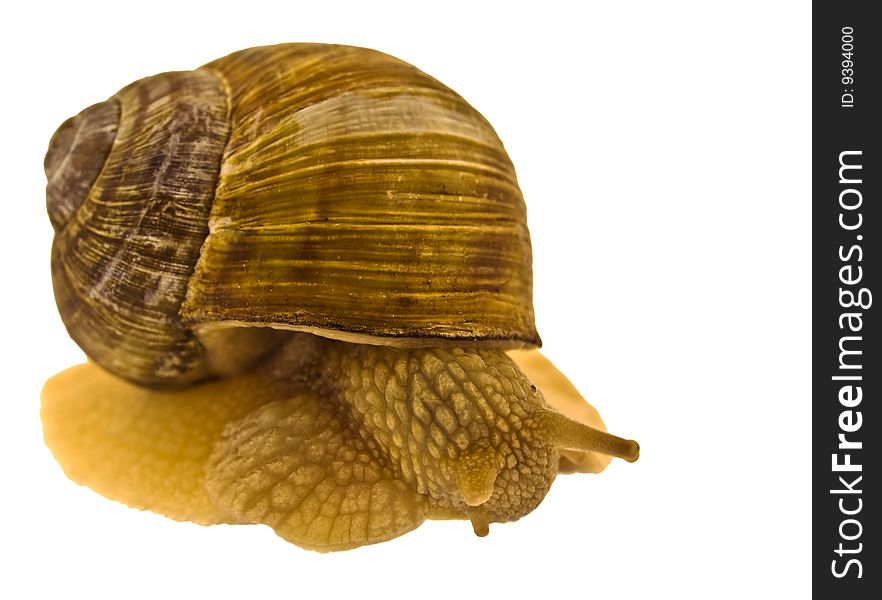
47;44;538;387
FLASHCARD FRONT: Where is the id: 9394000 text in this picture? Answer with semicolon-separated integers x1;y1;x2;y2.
841;26;855;108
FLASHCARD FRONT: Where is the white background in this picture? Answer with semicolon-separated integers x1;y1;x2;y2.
1;1;810;598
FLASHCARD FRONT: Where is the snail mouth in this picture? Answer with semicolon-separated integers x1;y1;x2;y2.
45;100;119;231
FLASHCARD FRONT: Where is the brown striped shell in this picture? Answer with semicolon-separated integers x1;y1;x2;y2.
47;44;539;388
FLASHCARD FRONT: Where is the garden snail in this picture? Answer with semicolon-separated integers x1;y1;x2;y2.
41;43;639;551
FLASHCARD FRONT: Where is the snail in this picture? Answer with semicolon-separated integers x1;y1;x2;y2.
41;43;639;551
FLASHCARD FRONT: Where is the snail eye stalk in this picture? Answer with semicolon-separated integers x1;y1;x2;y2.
541;410;640;463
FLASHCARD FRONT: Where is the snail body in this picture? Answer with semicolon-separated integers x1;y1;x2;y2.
42;44;638;551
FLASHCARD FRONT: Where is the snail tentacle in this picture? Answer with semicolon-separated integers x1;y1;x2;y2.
539;409;641;463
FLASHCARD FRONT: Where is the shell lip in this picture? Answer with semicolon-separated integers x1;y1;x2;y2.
192;320;542;350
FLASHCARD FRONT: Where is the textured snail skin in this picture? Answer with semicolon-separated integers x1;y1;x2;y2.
43;44;639;551
42;336;637;551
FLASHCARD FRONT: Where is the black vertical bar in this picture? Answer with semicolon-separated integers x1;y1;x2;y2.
814;2;879;596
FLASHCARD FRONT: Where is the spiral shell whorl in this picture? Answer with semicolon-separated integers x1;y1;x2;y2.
45;101;119;231
184;45;538;347
49;70;231;387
